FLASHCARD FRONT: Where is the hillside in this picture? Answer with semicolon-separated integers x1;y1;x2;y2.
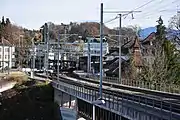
0;16;136;46
46;22;136;45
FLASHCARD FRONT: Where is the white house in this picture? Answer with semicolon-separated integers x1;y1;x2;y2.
0;37;15;70
83;37;109;56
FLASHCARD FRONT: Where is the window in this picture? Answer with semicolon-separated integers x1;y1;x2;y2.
5;55;8;59
5;48;9;52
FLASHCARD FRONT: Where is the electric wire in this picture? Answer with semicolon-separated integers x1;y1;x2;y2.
134;0;180;19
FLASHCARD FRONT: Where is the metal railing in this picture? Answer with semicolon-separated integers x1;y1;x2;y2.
52;78;180;120
86;75;180;94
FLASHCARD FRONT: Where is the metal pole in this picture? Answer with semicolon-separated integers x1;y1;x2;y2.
57;33;60;80
32;41;35;78
87;39;91;73
43;25;46;73
8;46;10;74
93;105;95;120
46;24;49;79
2;39;4;73
119;14;122;84
99;3;103;99
31;38;35;78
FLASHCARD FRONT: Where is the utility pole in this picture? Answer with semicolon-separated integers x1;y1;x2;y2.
32;39;35;78
87;39;91;73
7;46;10;74
119;14;122;84
99;3;103;99
43;23;49;77
46;24;49;78
43;24;47;73
103;10;141;84
57;32;60;80
2;38;4;73
30;37;35;78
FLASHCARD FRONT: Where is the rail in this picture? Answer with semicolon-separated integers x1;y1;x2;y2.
85;75;180;95
35;72;180;100
50;75;180;120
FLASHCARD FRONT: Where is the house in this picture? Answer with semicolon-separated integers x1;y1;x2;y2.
0;37;16;70
78;37;109;72
141;32;156;66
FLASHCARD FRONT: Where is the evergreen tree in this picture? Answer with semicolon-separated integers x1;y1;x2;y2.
5;18;11;26
1;16;5;26
138;17;180;86
0;21;2;39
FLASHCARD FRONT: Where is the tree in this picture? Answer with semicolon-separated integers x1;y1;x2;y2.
138;17;180;85
168;12;180;30
0;21;2;38
1;16;5;26
128;24;141;36
5;18;11;26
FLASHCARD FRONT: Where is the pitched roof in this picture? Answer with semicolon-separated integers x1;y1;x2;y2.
141;32;156;44
133;37;143;67
133;36;140;48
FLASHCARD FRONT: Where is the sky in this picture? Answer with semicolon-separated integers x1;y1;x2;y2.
0;0;179;30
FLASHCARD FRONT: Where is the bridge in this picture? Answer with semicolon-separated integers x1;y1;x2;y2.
34;72;180;120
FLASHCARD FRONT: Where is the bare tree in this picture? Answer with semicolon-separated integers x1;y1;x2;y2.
168;12;180;30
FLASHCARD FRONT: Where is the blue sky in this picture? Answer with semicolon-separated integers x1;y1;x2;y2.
0;0;179;30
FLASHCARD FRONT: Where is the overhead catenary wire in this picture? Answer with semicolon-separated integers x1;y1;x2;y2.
123;0;158;19
130;8;179;20
104;16;119;24
104;0;157;24
134;0;180;19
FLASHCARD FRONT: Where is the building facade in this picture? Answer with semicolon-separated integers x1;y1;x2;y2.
0;37;16;70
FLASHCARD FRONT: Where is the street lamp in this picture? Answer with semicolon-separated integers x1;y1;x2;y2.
92;98;105;120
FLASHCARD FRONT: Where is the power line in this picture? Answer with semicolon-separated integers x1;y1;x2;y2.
104;16;119;24
123;0;157;19
135;0;180;19
133;8;178;20
104;0;155;24
133;0;157;11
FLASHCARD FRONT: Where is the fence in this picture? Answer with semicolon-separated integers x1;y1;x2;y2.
52;78;180;120
85;75;180;94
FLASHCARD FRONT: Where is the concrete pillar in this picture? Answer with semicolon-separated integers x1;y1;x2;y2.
69;95;71;108
93;105;95;120
61;92;63;107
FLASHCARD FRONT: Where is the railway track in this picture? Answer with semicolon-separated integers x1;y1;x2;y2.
34;72;180;116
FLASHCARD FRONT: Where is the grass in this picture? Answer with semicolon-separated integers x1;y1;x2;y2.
6;72;28;82
0;80;61;120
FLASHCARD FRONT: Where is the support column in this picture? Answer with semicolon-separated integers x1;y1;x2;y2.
61;92;64;107
69;95;71;108
93;105;95;120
